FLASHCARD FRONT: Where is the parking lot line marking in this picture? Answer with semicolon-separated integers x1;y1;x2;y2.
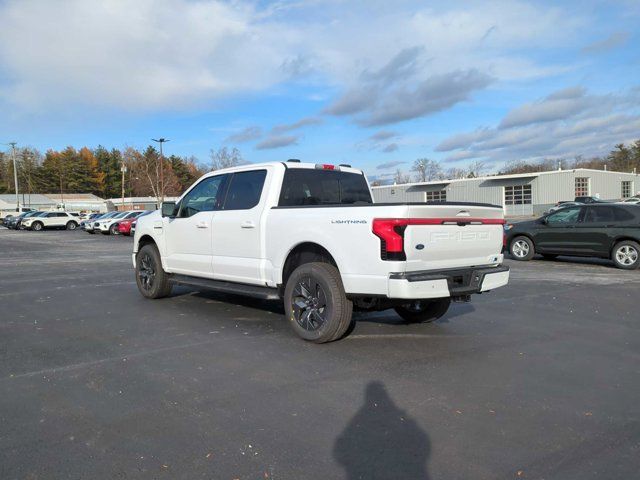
2;338;220;382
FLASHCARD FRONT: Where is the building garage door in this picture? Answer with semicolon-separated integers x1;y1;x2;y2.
504;185;533;216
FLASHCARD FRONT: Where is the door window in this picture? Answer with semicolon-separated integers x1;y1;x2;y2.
505;185;532;205
178;175;228;218
222;170;267;210
426;189;447;202
546;206;582;224
575;177;589;197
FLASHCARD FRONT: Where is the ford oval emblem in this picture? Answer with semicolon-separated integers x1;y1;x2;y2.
416;244;425;250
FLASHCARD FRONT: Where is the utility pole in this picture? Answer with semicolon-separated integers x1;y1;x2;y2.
121;162;127;211
152;138;169;203
4;142;20;211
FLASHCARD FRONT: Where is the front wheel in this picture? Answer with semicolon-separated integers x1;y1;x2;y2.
394;298;451;323
284;262;353;343
612;241;640;270
510;236;535;261
110;223;119;235
135;244;173;299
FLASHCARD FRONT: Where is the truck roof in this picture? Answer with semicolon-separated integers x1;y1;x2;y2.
204;161;364;177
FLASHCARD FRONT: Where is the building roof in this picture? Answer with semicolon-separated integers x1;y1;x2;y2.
371;168;639;190
43;193;104;201
0;194;56;205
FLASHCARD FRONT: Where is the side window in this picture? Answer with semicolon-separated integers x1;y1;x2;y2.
547;206;582;224
584;207;616;223
223;170;267;210
179;175;227;218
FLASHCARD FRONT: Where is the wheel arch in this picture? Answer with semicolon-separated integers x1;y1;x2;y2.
137;234;157;252
279;242;339;291
610;236;640;255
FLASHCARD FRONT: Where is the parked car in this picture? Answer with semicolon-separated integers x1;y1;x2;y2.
132;161;509;343
118;211;152;235
574;196;608;204
95;211;140;235
4;211;31;229
9;210;44;230
130;219;138;235
619;197;640;204
83;211;118;233
21;211;80;231
544;201;582;215
505;203;640;269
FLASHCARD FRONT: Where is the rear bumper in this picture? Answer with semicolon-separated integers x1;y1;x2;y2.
387;265;509;299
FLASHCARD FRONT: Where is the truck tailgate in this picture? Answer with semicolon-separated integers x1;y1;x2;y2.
402;204;504;271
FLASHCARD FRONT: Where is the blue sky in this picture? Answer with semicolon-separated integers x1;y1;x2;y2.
0;0;639;183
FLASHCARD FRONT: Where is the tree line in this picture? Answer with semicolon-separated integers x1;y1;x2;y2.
0;145;244;200
381;139;640;185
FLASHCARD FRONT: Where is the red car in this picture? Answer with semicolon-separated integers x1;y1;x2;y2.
118;210;152;235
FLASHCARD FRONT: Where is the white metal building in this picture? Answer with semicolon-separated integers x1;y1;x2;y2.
371;169;640;216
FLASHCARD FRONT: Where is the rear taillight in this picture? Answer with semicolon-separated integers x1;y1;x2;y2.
372;219;408;260
372;217;506;261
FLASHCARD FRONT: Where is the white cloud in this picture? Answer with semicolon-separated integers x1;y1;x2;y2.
436;86;640;164
0;0;588;115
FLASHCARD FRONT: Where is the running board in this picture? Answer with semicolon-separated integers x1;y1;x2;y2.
169;274;281;300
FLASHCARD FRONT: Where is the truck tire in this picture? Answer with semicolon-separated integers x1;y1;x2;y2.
510;235;535;261
394;298;451;323
135;244;173;299
31;221;43;231
284;262;353;343
612;240;640;270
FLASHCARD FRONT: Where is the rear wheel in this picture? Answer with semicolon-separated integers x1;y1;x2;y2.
394;298;451;323
66;221;78;230
31;221;43;231
284;262;353;343
510;236;535;261
612;240;640;270
135;244;173;298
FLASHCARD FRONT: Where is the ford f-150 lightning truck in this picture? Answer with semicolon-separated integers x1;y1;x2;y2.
133;161;509;342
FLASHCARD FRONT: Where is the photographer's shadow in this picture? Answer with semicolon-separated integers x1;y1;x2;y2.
334;381;431;479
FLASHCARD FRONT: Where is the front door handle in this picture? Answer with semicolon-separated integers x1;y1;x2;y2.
241;221;255;229
196;221;208;229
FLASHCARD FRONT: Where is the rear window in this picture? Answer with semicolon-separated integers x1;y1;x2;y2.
278;169;372;206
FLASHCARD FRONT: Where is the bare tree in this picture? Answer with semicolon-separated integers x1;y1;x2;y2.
467;160;487;178
445;167;467;179
393;168;411;184
210;147;243;171
412;159;428;182
412;158;443;182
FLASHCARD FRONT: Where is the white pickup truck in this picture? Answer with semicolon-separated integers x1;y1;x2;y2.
133;161;509;342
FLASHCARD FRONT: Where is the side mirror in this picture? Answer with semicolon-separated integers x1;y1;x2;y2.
161;201;177;218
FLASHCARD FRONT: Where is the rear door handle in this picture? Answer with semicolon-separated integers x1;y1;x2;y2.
196;221;208;229
241;221;255;229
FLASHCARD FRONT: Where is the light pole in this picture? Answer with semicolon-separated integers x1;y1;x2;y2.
151;138;169;203
3;142;19;211
121;162;127;211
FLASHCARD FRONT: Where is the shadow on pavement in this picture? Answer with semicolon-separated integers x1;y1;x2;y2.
334;381;431;479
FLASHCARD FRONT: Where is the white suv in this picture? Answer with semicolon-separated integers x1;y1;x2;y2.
22;211;80;231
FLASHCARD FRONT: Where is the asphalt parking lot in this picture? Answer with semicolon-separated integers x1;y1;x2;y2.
1;229;639;480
